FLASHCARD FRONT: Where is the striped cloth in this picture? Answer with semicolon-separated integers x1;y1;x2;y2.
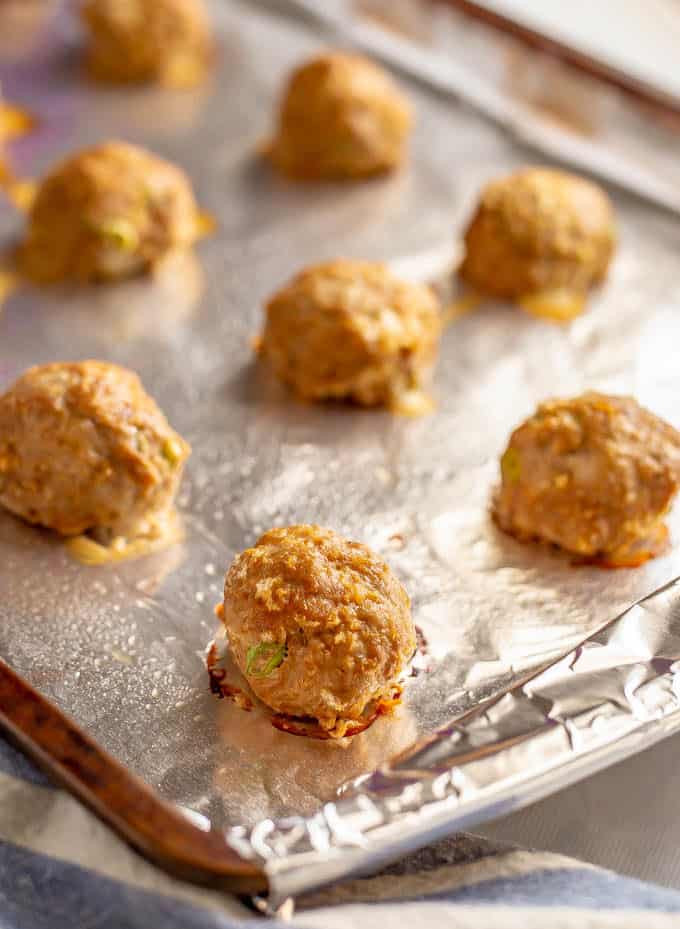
2;740;680;928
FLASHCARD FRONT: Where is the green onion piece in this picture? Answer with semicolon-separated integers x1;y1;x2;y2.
501;447;521;483
245;642;287;677
97;218;140;252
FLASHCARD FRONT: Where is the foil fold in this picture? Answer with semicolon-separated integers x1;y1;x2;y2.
238;577;680;903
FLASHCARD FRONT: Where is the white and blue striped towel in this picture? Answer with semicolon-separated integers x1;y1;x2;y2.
2;738;680;928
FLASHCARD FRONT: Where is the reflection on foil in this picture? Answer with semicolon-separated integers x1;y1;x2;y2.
241;578;680;905
215;674;419;824
503;46;600;139
81;81;214;138
4;0;680;903
13;249;204;345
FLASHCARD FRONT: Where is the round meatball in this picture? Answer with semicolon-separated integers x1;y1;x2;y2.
21;141;199;284
221;525;416;737
460;168;616;300
269;52;412;180
260;260;441;408
494;392;680;560
81;0;211;87
0;361;190;539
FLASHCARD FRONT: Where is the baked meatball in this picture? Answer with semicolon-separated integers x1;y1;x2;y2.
260;260;441;408
21;141;199;284
494;392;680;562
81;0;211;87
269;52;412;180
0;361;190;539
221;525;416;737
460;168;616;304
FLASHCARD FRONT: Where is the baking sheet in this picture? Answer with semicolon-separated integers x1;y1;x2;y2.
2;0;680;846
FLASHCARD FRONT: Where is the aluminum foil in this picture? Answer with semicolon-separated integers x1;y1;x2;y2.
3;0;680;903
247;577;680;905
287;0;680;216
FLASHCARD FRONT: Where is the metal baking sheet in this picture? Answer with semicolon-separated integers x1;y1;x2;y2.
3;0;680;869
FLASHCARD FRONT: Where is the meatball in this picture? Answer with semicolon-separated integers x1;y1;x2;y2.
460;168;616;303
260;260;442;408
221;525;415;737
269;52;412;180
0;361;190;539
494;392;680;561
81;0;211;87
20;141;199;284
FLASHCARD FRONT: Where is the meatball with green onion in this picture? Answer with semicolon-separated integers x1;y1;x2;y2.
220;525;416;737
20;141;199;283
0;360;190;539
494;392;680;563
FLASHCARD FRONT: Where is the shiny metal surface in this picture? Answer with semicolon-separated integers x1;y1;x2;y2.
254;578;680;904
3;0;680;900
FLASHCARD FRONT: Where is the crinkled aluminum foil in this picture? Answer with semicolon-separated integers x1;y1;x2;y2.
247;577;680;905
2;0;680;903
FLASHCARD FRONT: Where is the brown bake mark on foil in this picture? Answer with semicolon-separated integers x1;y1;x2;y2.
206;641;253;711
411;624;430;676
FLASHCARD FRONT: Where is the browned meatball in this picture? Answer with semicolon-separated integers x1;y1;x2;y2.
81;0;211;87
21;141;199;284
269;52;412;180
221;525;415;737
0;361;190;539
260;260;441;409
460;168;616;306
494;392;680;561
